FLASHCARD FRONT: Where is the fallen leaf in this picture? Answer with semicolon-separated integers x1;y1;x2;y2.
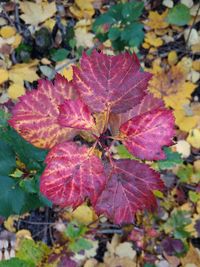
187;129;200;148
115;242;136;260
4;216;18;232
0;68;9;84
75;28;94;48
70;0;95;19
0;26;16;38
19;1;57;26
146;10;169;30
181;244;200;266
144;31;163;47
148;64;196;109
8;83;25;100
168;51;178;66
72;204;97;225
175;140;191;158
8;60;39;84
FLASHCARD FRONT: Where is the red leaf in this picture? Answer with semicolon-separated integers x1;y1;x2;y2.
109;94;165;135
40;142;107;207
120;109;175;160
95;160;163;224
58;98;95;130
8;74;77;149
73;50;151;113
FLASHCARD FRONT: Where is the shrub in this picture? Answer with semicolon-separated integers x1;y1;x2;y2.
9;50;175;224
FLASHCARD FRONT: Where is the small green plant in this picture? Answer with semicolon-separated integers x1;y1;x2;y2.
64;221;93;253
0;110;51;217
93;1;144;51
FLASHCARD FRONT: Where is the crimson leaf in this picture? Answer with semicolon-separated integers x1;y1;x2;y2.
109;93;165;135
8;74;77;149
73;50;151;113
120;109;175;160
58;98;95;130
40;142;107;207
95;160;163;224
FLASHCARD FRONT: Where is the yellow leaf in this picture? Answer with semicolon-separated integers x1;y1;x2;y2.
168;51;178;66
12;34;22;48
61;64;74;81
144;32;163;47
42;18;56;31
174;108;199;132
72;204;97;225
192;60;200;72
8;60;39;84
4;215;19;232
8;83;26;100
69;0;95;19
0;26;16;38
187;129;200;148
142;42;150;49
75;27;94;48
19;1;56;26
0;68;9;84
146;10;169;30
148;64;196;108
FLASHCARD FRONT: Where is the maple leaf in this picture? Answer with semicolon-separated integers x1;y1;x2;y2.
109;94;165;135
95;160;164;224
58;98;95;130
19;1;57;26
73;50;151;113
8;74;77;149
120;109;175;160
148;64;196;110
145;10;169;30
40;142;107;207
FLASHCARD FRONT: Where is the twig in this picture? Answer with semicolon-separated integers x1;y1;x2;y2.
96;229;123;234
42;208;49;244
55;57;78;72
14;3;22;33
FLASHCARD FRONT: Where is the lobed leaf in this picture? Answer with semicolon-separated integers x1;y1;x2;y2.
40;142;107;207
109;93;165;135
73;50;151;113
58;98;95;130
9;74;77;149
95;160;163;224
120;109;175;160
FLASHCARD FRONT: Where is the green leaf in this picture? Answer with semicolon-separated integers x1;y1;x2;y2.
69;237;93;253
93;14;116;31
121;22;144;47
116;145;134;159
0;140;16;175
51;48;69;62
122;1;144;22
177;164;193;183
189;191;200;203
0;258;34;267
167;3;191;26
7;128;47;170
16;239;50;265
0;176;27;217
65;222;88;240
162;210;191;240
157;147;183;170
108;27;121;41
